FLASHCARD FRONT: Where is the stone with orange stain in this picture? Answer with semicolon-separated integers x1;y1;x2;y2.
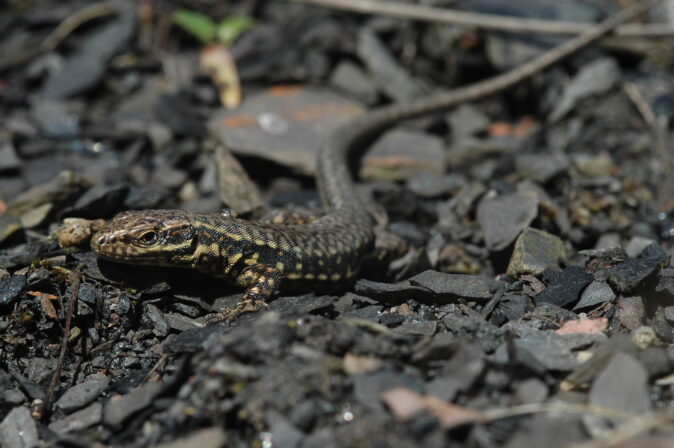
208;87;364;174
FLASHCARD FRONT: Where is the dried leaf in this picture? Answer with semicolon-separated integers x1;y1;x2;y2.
381;387;486;428
29;291;58;319
380;388;427;422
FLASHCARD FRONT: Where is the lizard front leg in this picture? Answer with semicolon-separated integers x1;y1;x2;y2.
205;264;282;324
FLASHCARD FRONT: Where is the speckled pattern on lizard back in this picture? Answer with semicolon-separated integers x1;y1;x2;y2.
90;1;651;322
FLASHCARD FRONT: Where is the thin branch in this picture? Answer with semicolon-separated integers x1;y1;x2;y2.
44;265;84;413
291;0;672;37
41;1;121;52
352;0;663;124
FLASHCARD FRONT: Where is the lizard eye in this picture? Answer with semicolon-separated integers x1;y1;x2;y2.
139;231;158;245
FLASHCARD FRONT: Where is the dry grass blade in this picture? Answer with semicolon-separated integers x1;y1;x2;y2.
292;0;671;37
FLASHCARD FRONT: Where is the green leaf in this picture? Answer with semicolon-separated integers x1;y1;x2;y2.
173;9;216;44
216;16;254;46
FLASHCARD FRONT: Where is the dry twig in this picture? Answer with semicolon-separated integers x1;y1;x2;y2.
43;265;84;414
41;1;121;52
292;0;672;37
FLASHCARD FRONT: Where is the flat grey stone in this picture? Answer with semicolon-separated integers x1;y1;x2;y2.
354;279;434;305
589;352;651;416
607;256;668;293
447;104;490;140
515;154;569;184
477;192;539;251
361;128;445;181
408;270;495;302
616;296;645;331
356;27;427;103
0;275;26;306
155;428;228;448
49;402;102;434
208;88;364;175
0;406;39;448
0;142;21;172
506;227;566;277
514;378;548;404
625;236;657;258
511;331;602;373
535;266;593;308
103;382;163;427
550;57;620;122
329;61;378;105
352;370;422;410
574;281;616;311
55;376;109;413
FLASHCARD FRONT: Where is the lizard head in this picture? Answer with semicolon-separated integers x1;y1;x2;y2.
91;210;196;265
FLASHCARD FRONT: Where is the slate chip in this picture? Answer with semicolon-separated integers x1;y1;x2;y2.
550;57;620;122
352;370;422;410
161;324;232;355
615;296;645;330
411;332;458;364
271;294;337;314
154;428;228;448
0;216;22;246
63;184;129;219
55;377;109;413
589;352;651;416
511;332;578;373
506;227;566;277
144;304;170;337
329;61;379;105
514;378;548;404
515;154;569;184
606;252;668;293
266;411;304;448
637;347;673;379
0;142;21;172
103;382;164;427
535;266;593;308
573;281;616;311
0;274;26;306
476;192;539;251
0;406;39;448
425;343;485;401
490;293;534;325
49;402;103;434
408;270;495;302
656;273;674;297
407;173;466;198
354;279;434;305
41;11;136;99
652;307;673;342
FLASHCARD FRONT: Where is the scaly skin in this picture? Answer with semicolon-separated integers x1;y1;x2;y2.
90;2;652;322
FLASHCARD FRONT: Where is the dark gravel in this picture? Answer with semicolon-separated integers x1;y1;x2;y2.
1;0;674;447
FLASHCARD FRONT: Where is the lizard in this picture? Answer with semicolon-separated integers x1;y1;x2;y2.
90;1;656;323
